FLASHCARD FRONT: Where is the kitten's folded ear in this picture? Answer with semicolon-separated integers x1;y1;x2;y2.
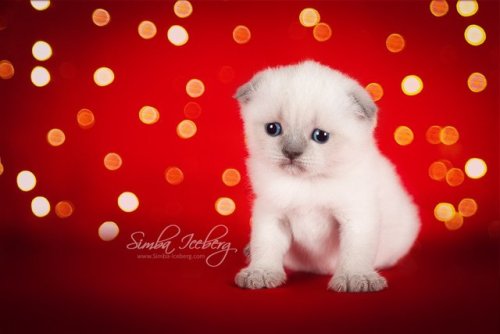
349;83;378;120
234;74;262;104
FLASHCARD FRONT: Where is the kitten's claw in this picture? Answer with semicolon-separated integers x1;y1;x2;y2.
328;271;387;292
235;268;286;289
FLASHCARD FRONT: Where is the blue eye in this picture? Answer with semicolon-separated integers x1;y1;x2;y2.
312;129;329;143
265;122;282;137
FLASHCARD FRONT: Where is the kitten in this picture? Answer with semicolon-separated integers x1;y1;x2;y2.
234;61;420;292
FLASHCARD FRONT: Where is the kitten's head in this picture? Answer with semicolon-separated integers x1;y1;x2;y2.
235;60;378;178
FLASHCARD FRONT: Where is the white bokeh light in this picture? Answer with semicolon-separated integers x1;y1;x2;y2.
118;191;139;212
98;221;120;241
93;67;114;86
465;24;486;46
457;0;478;17
465;158;487;179
31;66;51;87
167;25;189;46
32;41;53;61
401;75;423;96
31;0;50;11
17;170;37;192
31;196;51;218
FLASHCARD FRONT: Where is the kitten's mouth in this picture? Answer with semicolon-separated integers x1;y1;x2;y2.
279;160;306;174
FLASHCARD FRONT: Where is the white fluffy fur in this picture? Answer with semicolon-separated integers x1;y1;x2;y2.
234;61;420;292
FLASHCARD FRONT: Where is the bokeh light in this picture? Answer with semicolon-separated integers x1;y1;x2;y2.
401;75;423;96
365;83;384;102
93;67;114;86
434;202;455;222
32;196;51;218
184;101;202;119
464;24;486;46
439;126;459;145
186;79;205;98
104;153;122;171
168;25;189;46
47;128;66;147
233;25;251;44
386;33;405;52
92;8;110;27
464;158;487;179
138;21;157;39
118;192;139;213
456;0;478;17
299;8;320;27
32;41;52;61
430;0;449;17
446;168;465;187
428;161;448;181
31;66;50;87
0;160;4;176
139;106;160;125
467;72;487;93
174;0;193;18
394;126;414;146
98;221;119;241
426;125;442;144
17;170;36;192
458;198;478;218
177;120;197;139
313;23;332;42
55;201;74;219
30;0;50;11
77;108;95;129
0;60;15;79
215;197;236;216
222;169;241;187
444;213;464;231
165;167;184;185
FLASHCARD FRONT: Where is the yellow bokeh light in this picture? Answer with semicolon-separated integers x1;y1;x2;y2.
55;201;74;219
464;158;487;179
457;0;478;17
222;168;241;187
77;108;95;129
104;153;122;171
174;0;193;18
138;20;157;40
233;25;251;44
32;196;51;218
31;0;50;11
299;8;320;27
365;83;384;102
313;23;332;42
0;161;4;176
92;8;110;27
430;0;449;17
394;126;414;146
118;191;139;213
446;168;465;187
139;106;160;125
17;170;36;192
31;66;50;87
0;60;15;80
184;101;202;119
165;167;184;185
186;79;205;98
467;72;487;93
401;75;423;96
465;24;486;46
94;67;114;86
32;41;52;61
98;221;119;241
428;161;448;181
444;213;464;231
434;202;455;222
168;25;189;46
439;126;459;145
386;33;405;53
425;125;442;144
177;120;197;139
47;128;66;147
215;197;236;216
458;198;478;218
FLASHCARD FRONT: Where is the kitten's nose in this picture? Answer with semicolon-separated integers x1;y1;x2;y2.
282;148;303;160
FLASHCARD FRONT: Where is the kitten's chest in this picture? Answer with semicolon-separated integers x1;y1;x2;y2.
287;207;336;245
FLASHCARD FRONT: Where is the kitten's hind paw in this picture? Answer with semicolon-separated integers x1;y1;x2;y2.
235;268;286;289
328;271;387;293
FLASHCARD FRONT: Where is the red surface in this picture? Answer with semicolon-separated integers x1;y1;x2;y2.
1;1;499;333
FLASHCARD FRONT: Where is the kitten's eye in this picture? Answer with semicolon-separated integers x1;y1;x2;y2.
265;122;282;137
312;129;330;144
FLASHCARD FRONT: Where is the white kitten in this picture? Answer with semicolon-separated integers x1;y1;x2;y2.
234;61;420;292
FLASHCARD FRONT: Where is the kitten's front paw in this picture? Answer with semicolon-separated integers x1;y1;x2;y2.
328;271;387;293
235;267;286;289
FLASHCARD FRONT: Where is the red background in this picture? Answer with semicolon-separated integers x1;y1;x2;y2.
1;0;499;333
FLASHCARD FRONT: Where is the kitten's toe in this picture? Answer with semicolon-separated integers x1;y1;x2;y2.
328;271;387;293
235;268;286;289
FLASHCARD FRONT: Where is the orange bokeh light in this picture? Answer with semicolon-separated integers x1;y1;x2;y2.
444;213;464;231
365;83;384;102
0;60;15;79
174;0;193;18
186;79;205;98
430;0;449;17
104;153;122;171
446;168;465;187
426;125;442;144
77;108;95;129
47;129;66;147
215;197;236;216
165;167;184;185
177;120;197;139
440;126;459;145
458;198;478;217
92;8;110;27
55;201;74;218
222;169;241;187
428;161;448;181
394;126;414;146
233;25;251;44
386;33;405;53
313;23;332;42
184;101;202;119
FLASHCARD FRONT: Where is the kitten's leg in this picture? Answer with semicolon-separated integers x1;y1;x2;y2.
329;207;388;292
235;202;291;289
